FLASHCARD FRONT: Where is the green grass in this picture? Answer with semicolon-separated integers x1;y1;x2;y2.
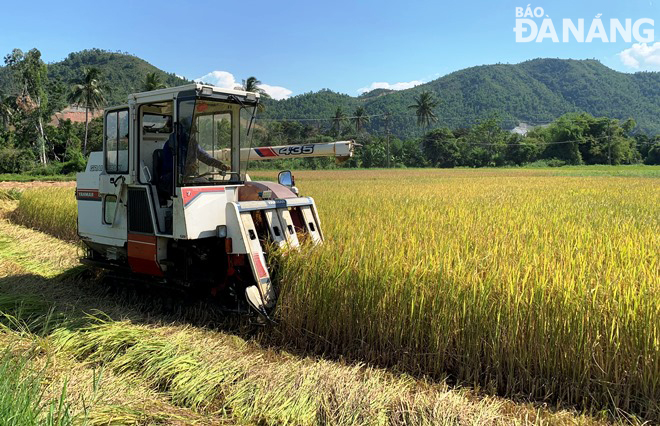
0;349;73;426
539;164;660;177
250;165;660;181
0;189;22;201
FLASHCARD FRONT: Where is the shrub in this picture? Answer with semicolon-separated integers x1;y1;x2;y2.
29;163;64;176
0;148;35;174
526;158;566;167
60;150;86;175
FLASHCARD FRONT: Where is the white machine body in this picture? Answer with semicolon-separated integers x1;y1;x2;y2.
75;83;354;314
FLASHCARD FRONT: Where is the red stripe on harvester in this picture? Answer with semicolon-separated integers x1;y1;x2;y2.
255;147;278;157
251;253;268;278
182;186;226;206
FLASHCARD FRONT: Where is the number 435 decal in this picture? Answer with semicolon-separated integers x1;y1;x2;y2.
278;145;314;155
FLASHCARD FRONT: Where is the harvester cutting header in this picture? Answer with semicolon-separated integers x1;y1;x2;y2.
76;83;355;315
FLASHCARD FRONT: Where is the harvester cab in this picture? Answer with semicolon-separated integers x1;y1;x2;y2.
76;84;355;315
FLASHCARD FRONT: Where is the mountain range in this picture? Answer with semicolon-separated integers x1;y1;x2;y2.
2;49;660;137
259;58;660;137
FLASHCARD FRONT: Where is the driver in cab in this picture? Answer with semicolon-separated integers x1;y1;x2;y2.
158;133;227;196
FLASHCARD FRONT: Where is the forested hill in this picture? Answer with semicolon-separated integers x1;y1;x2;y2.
260;59;660;136
0;49;188;105
2;50;660;136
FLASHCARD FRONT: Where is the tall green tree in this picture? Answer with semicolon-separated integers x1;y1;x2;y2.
143;72;166;91
4;48;49;164
68;67;106;155
408;91;439;131
422;127;461;167
352;106;370;133
0;92;14;131
331;107;346;136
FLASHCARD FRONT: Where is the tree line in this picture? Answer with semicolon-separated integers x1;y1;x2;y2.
252;94;659;168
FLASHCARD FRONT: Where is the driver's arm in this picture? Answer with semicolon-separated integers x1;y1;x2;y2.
196;145;226;170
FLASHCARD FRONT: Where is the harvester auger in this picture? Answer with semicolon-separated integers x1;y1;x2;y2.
76;84;355;316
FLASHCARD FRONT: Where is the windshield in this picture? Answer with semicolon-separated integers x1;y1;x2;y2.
177;99;236;186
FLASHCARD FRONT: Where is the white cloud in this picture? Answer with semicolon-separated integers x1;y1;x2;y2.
194;70;238;88
257;84;293;100
194;71;293;100
357;80;424;94
618;42;660;70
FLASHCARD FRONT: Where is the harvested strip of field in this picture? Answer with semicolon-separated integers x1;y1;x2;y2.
0;331;223;425
0;180;75;189
0;188;612;425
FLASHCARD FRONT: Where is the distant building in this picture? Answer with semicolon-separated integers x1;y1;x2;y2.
50;105;103;126
511;122;531;135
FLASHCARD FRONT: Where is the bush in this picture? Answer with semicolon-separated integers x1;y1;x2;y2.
29;163;64;176
60;150;86;174
644;143;660;165
546;158;566;167
0;148;35;173
526;158;566;168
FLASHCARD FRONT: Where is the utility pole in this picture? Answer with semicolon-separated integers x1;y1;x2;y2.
385;112;391;168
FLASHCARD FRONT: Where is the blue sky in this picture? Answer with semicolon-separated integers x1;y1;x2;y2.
1;0;659;99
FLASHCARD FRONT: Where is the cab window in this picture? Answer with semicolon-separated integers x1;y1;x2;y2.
105;109;129;173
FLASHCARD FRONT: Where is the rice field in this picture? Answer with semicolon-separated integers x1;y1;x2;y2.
10;187;77;241
5;167;660;422
0;201;598;425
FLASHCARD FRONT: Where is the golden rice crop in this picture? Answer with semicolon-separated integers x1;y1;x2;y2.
11;188;78;241
276;170;659;420
8;169;659;420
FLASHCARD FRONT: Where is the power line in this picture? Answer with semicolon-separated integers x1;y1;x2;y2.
255;112;387;122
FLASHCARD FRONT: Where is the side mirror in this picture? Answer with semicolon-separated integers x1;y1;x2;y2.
278;170;294;187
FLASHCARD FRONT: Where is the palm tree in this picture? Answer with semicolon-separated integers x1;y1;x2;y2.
408;91;439;131
352;106;370;133
238;76;269;96
331;107;346;136
236;76;270;112
68;67;106;155
143;72;166;91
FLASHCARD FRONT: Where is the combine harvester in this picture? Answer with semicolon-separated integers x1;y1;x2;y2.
76;84;355;316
